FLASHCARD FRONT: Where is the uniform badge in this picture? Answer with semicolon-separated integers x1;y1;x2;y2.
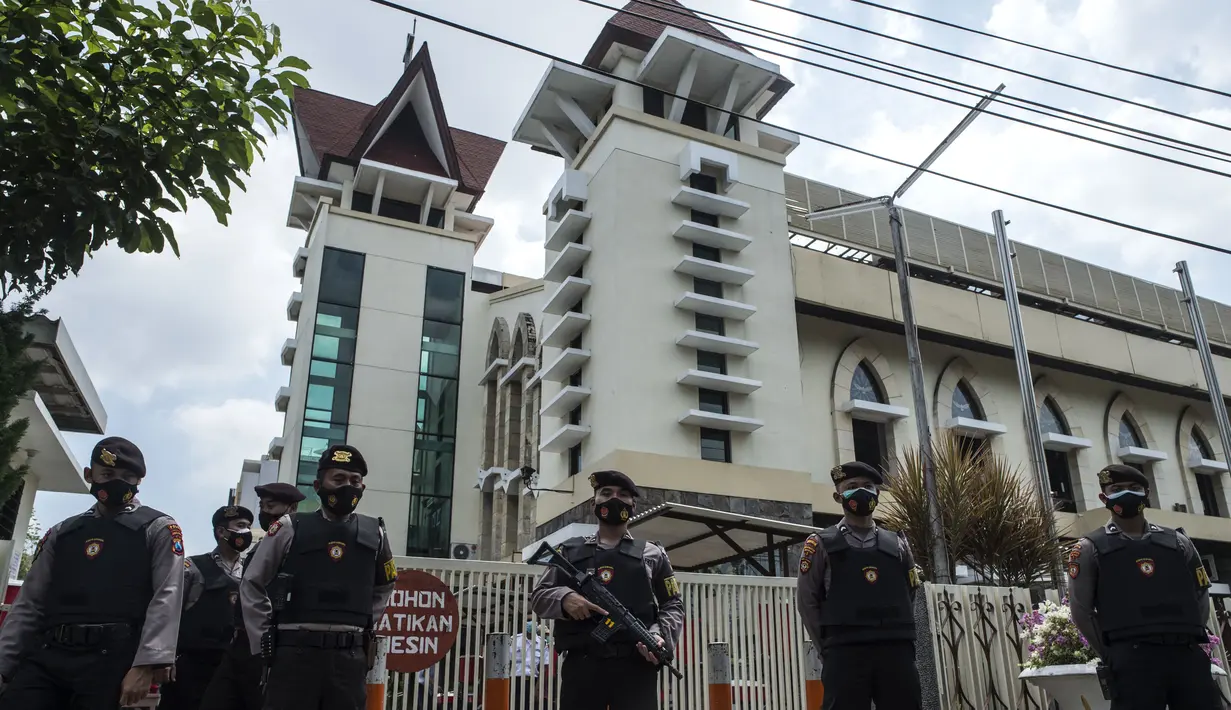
663;575;681;598
327;541;346;561
266;521;281;537
99;448;117;466
863;566;879;584
384;558;399;583
800;536;818;574
224;506;239;518
597;566;615;584
1068;563;1080;579
1197;565;1212;589
1098;469;1112;485
1137;558;1155;577
84;538;104;559
829;465;844;483
588;473;597;488
183;559;192;570
1068;545;1082;563
33;531;48;562
598;506;609;520
168;524;185;557
619;509;629;522
332;450;353;464
908;566;922;589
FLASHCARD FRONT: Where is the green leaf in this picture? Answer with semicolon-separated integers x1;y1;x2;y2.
199;187;230;226
276;55;310;72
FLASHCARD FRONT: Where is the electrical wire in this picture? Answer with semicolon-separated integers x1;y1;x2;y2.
359;0;1231;258
747;0;1231;136
628;0;1231;166
592;0;1231;177
838;0;1231;101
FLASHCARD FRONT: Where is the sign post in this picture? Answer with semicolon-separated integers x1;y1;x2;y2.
375;570;461;675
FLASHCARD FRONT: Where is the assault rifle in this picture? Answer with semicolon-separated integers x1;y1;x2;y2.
260;573;293;687
529;542;683;679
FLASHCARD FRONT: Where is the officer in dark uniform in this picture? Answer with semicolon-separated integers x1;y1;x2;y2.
0;436;186;708
161;505;254;710
201;483;304;710
240;445;397;710
796;461;923;710
529;470;685;710
1068;464;1221;709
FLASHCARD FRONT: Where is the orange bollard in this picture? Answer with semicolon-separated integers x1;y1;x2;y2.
707;642;732;710
805;639;824;710
364;636;389;710
484;633;512;710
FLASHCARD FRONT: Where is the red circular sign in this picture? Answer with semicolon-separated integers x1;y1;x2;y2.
376;570;460;674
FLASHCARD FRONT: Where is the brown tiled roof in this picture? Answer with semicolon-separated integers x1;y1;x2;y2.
289;51;507;196
584;0;748;67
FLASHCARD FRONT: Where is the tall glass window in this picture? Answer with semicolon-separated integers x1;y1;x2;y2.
407;267;465;557
296;248;365;507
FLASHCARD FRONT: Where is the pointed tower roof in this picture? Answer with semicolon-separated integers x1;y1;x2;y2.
583;0;747;68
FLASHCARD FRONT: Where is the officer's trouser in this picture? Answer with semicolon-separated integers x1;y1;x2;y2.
559;649;658;710
1107;641;1224;710
160;649;225;710
261;632;367;710
200;638;263;710
820;640;921;710
0;626;138;710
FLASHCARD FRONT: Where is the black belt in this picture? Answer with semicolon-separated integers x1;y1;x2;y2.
564;644;638;659
276;629;364;650
47;623;134;648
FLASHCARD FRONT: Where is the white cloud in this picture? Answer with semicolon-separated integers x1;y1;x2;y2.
170;398;284;490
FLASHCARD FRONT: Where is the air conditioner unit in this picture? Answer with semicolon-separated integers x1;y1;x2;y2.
451;543;478;561
1204;554;1220;582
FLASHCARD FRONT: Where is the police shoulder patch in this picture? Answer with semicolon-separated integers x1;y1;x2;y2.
1068;562;1080;579
1197;565;1212;589
663;575;681;598
266;521;281;537
800;534;819;575
383;558;398;583
167;523;185;557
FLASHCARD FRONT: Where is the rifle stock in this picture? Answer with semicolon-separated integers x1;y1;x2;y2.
531;542;683;680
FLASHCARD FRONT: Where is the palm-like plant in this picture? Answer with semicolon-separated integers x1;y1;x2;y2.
880;433;1062;586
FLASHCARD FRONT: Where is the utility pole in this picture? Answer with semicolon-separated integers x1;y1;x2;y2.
1175;261;1231;463
806;84;1005;585
991;211;1063;587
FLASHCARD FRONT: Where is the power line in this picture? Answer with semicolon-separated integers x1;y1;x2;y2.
748;0;1231;136
839;0;1231;101
359;0;1231;259
600;0;1231;176
629;0;1231;166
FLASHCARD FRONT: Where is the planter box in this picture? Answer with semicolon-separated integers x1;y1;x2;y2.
1020;663;1225;709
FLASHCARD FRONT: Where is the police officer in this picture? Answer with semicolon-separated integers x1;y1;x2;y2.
529;470;684;710
0;436;186;708
796;461;923;710
1068;464;1221;709
161;505;254;710
240;445;397;710
201;483;304;710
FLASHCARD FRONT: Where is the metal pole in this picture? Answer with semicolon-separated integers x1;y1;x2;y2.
364;636;389;710
990;211;1063;587
888;203;952;585
804;639;824;710
484;633;512;710
1176;261;1231;461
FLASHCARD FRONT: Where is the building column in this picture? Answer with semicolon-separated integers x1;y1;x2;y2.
491;492;508;563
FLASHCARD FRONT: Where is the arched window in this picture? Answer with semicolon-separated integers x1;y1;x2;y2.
1119;416;1144;449
1039;398;1068;436
1039;398;1075;512
1191;427;1222;518
851;362;885;404
951;380;984;420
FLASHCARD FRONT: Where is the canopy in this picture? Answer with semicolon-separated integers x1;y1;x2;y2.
629;503;818;575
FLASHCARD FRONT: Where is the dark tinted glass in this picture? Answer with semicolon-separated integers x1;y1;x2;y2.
424;268;466;324
318;248;365;308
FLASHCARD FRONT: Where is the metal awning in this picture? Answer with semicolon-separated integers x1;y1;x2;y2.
629;503;817;576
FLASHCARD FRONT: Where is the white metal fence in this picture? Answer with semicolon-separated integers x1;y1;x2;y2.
385;556;809;710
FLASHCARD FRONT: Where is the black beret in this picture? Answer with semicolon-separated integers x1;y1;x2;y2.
1097;464;1150;490
319;444;367;476
588;470;640;498
254;482;306;503
212;505;254;528
91;437;146;478
830;461;885;486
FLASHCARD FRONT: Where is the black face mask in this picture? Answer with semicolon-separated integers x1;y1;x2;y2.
1105;490;1148;519
840;488;879;517
258;512;280;531
319;484;363;516
222;529;253;552
91;479;138;508
594;498;634;525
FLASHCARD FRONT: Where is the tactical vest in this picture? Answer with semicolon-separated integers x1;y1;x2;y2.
280;512;381;627
553;537;658;653
179;554;239;651
817;526;915;648
1087;525;1206;643
45;507;162;627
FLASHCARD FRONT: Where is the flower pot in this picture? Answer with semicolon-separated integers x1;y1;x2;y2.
1019;663;1226;710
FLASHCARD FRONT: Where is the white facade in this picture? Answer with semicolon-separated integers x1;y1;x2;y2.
253;3;1231;574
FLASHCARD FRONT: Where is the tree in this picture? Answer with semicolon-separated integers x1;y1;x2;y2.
879;433;1063;587
0;299;41;572
0;0;310;295
18;513;39;579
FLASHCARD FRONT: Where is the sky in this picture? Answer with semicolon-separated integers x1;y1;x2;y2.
29;0;1231;555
